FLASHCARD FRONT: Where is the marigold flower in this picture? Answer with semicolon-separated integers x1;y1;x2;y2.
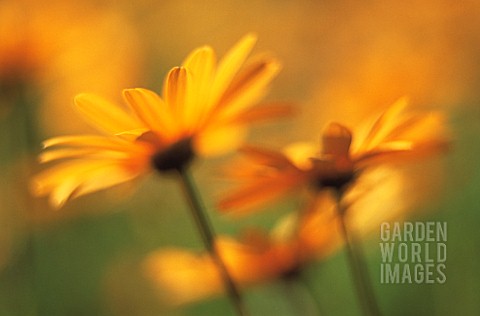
31;34;288;208
144;196;341;305
219;98;450;213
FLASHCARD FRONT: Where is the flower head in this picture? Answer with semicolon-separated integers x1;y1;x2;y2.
219;98;450;213
32;34;288;208
144;196;341;305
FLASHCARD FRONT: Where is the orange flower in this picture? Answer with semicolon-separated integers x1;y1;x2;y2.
144;196;341;305
31;34;289;208
0;1;141;123
219;98;449;213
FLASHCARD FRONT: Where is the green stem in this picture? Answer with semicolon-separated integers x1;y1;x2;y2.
335;193;382;316
283;268;322;316
177;168;247;316
1;83;40;315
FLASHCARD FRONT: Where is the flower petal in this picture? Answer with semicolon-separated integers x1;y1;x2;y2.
74;93;140;134
193;125;247;157
182;46;216;128
212;58;281;122
162;67;192;132
359;97;408;151
32;160;114;197
230;103;295;125
144;249;221;305
209;34;257;108
282;142;318;171
240;145;297;168
39;148;104;163
32;159;141;208
123;88;178;139
67;164;141;202
42;135;145;154
218;173;306;213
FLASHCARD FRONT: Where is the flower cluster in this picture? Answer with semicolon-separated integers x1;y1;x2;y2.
32;34;450;313
144;96;449;305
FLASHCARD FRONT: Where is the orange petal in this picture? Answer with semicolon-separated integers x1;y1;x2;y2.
39;148;104;163
144;249;222;305
42;135;146;154
74;93;140;134
33;160;142;208
218;174;305;213
162;67;192;132
359;97;408;151
182;46;216;129
212;58;281;123
193;124;247;157
231;103;295;125
209;34;257;107
240;145;296;168
123;88;178;139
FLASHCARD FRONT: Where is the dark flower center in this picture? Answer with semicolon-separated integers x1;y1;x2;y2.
314;171;355;191
310;158;356;191
151;137;195;172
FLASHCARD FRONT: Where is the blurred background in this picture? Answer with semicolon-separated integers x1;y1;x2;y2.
1;0;479;315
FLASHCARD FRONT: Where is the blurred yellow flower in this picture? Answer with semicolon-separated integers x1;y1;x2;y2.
0;6;44;89
219;98;449;213
32;34;287;208
144;197;341;305
0;0;141;134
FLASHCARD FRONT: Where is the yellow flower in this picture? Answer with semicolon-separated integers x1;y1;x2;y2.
31;34;288;208
0;0;141;132
144;197;341;305
219;98;450;213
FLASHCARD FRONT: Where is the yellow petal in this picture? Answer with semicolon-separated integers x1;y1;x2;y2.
218;174;305;213
32;160;114;196
74;93;140;134
123;88;178;139
50;177;80;208
162;67;192;132
115;128;150;141
144;249;222;305
67;165;141;202
387;112;447;142
231;103;295;125
42;135;144;154
193;124;247;157
182;46;216;128
282;142;318;171
39;148;100;163
359;97;408;151
213;58;281;122
209;34;257;107
240;145;296;168
32;160;141;208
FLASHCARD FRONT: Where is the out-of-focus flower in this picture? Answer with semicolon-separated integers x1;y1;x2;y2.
0;0;141;133
144;196;341;305
31;34;288;208
0;3;46;90
219;98;449;214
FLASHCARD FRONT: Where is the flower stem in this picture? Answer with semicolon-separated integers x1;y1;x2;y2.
283;271;324;316
335;193;382;316
177;167;247;316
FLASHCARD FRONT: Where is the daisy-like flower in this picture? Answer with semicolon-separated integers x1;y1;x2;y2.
144;196;341;305
32;34;288;208
219;97;450;214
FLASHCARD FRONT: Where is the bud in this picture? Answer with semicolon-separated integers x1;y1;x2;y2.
321;122;352;158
